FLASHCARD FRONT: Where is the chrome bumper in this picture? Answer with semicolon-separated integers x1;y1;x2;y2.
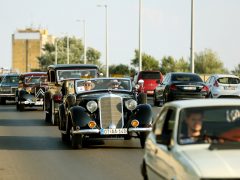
128;127;152;132
72;129;100;134
22;100;43;106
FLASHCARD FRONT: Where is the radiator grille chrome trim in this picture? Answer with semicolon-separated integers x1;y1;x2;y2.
99;94;124;129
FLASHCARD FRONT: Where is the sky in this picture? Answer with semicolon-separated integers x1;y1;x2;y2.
0;0;240;71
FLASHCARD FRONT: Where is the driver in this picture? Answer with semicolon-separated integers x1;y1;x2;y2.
84;80;93;91
111;79;122;89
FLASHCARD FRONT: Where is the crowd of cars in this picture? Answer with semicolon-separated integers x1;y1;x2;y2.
0;65;240;179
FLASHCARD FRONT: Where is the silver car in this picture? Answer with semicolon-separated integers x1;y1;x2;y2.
205;74;240;98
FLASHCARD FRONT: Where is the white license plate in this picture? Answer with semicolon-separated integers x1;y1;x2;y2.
100;128;127;135
183;87;196;90
224;86;236;90
147;91;154;94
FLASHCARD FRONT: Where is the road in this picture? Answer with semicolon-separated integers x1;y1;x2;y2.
0;100;160;180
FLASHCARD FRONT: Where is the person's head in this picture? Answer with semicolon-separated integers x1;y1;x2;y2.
111;79;120;89
185;109;204;137
84;80;92;91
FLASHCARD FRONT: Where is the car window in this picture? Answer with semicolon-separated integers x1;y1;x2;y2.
171;74;202;82
162;74;169;84
178;106;240;145
141;72;160;79
217;77;240;84
2;76;19;83
205;76;212;84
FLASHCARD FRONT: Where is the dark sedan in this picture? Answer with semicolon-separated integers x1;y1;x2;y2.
154;72;209;105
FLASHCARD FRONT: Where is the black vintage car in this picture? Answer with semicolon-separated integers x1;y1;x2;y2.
44;64;99;125
58;78;153;149
0;74;19;104
16;72;48;111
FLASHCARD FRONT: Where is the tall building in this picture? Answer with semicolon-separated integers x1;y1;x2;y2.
12;28;54;73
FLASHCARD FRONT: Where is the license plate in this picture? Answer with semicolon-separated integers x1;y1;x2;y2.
35;101;43;105
224;86;236;90
147;91;154;94
183;87;196;90
100;128;127;135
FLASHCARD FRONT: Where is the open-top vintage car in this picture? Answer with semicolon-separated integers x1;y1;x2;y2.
16;72;48;111
58;77;153;149
44;64;99;125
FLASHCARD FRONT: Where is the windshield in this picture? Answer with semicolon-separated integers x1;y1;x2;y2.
57;69;97;81
141;72;160;79
172;74;202;82
24;76;47;84
217;77;240;84
75;78;131;93
178;106;240;145
2;75;19;84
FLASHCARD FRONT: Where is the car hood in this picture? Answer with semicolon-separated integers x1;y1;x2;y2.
181;146;240;178
77;91;133;100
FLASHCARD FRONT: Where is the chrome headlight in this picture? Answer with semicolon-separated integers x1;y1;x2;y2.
125;99;137;111
86;101;98;113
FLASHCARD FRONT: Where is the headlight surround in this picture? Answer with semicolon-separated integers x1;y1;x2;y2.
86;101;98;113
125;99;137;111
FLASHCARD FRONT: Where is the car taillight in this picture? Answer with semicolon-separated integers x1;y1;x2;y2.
201;86;209;92
170;84;177;91
213;80;219;87
53;94;62;102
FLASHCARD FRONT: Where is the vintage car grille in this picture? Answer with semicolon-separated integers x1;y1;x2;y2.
0;87;11;94
35;87;45;98
99;95;123;129
11;87;18;94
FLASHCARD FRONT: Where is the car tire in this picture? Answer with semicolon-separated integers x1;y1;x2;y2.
0;98;6;105
141;160;148;180
61;132;70;142
140;132;147;149
71;134;84;149
153;94;159;106
19;102;25;111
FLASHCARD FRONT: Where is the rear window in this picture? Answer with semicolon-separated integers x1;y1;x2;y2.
172;74;202;82
141;72;160;79
217;77;240;84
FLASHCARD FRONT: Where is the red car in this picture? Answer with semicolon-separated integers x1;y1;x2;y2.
133;71;163;96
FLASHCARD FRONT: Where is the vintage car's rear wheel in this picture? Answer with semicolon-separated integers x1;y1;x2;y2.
140;132;147;149
71;134;84;149
0;98;6;105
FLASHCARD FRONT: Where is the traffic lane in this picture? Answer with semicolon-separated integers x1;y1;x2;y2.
0;104;161;180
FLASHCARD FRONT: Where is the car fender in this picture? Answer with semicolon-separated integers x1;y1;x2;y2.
58;103;66;130
18;89;28;99
68;106;92;128
130;104;153;126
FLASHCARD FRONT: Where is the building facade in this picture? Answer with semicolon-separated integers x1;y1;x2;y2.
12;28;54;73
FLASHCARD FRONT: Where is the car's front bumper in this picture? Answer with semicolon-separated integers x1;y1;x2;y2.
21;100;44;106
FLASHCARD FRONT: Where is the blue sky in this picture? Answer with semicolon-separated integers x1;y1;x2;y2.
0;0;240;71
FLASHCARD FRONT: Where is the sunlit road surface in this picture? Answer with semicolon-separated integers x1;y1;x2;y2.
0;100;160;180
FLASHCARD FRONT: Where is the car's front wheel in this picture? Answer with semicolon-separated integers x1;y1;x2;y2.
140;132;147;149
71;134;84;149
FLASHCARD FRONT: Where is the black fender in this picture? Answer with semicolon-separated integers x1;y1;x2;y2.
58;103;66;130
129;104;153;127
18;90;28;100
44;91;52;111
68;106;92;129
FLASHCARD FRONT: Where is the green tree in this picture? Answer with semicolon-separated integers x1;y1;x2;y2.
232;64;240;76
109;64;130;76
160;56;176;74
175;57;190;72
131;50;159;71
38;36;101;71
194;49;226;74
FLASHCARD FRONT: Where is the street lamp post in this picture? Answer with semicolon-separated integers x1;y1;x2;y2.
55;38;58;64
98;4;109;77
190;0;195;73
76;19;87;64
67;35;70;64
139;0;142;72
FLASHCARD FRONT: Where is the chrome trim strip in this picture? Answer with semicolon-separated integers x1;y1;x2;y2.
72;129;100;134
128;127;152;132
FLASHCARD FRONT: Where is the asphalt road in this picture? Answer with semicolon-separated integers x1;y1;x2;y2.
0;99;160;180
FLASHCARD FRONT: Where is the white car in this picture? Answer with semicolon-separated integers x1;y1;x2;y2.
205;74;240;98
142;99;240;180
